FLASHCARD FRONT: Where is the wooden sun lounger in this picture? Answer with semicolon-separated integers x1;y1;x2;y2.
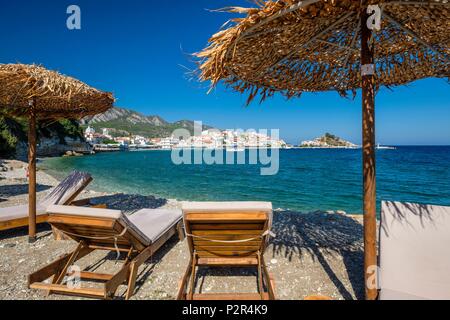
29;205;184;300
0;171;93;231
177;202;276;300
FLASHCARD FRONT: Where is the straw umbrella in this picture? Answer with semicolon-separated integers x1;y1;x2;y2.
195;0;449;300
0;64;114;242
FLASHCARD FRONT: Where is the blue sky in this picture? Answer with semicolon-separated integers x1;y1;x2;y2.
0;0;448;145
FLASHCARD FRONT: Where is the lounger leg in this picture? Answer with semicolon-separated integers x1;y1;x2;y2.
261;256;276;300
123;246;153;300
269;273;276;298
187;255;197;300
177;260;193;300
48;241;85;296
256;252;265;300
176;221;185;241
123;247;134;266
125;262;138;300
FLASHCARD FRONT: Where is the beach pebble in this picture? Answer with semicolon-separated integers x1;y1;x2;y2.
270;259;278;264
0;243;16;248
336;210;347;215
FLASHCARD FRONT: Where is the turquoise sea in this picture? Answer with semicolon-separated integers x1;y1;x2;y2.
41;146;450;214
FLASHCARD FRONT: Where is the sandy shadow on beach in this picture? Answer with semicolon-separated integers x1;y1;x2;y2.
82;235;180;299
193;267;261;295
86;194;168;214
0;184;53;198
0;224;53;242
270;210;365;300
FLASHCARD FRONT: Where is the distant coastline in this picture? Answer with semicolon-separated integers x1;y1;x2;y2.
297;146;361;149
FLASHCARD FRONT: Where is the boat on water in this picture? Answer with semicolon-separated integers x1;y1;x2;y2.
376;144;396;150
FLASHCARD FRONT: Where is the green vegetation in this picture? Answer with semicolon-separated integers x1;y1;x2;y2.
101;138;119;145
84;119;170;138
84;119;210;139
0;115;84;158
81;107;214;139
317;133;349;147
40;119;83;144
300;133;356;148
0;116;26;158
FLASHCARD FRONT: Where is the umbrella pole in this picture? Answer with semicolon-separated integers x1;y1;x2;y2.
361;6;378;300
28;103;37;243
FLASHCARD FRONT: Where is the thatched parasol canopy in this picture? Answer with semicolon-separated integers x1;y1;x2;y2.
0;63;114;242
0;64;114;119
197;0;449;103
196;0;449;300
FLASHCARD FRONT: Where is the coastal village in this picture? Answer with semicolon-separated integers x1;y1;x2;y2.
84;125;290;151
84;126;358;152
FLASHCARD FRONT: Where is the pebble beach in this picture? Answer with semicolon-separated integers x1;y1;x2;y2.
0;159;365;300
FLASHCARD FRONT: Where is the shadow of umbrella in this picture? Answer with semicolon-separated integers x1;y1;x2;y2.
270;211;364;300
0;184;52;198
87;193;168;214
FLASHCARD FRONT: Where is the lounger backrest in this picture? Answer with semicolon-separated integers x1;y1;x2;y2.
39;171;92;207
379;201;450;300
182;202;273;259
46;205;151;251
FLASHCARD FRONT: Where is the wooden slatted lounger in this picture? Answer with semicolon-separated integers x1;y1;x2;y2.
0;171;93;231
177;201;276;300
29;205;184;300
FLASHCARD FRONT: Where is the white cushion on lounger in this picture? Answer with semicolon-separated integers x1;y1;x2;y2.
47;205;151;245
47;205;122;219
47;205;182;246
126;209;182;243
0;204;47;222
182;201;272;213
379;201;450;300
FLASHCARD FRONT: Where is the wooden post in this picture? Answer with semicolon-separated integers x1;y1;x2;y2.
28;101;37;243
361;4;378;300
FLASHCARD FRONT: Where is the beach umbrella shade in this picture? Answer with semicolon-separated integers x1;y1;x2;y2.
195;0;450;300
0;64;114;242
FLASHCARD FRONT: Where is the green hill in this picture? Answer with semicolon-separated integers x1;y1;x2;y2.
0;115;84;158
81;107;214;138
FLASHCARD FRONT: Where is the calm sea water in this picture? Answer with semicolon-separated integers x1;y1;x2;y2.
41;146;450;214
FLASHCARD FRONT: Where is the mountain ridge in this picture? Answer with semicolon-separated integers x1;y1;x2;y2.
81;107;214;138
